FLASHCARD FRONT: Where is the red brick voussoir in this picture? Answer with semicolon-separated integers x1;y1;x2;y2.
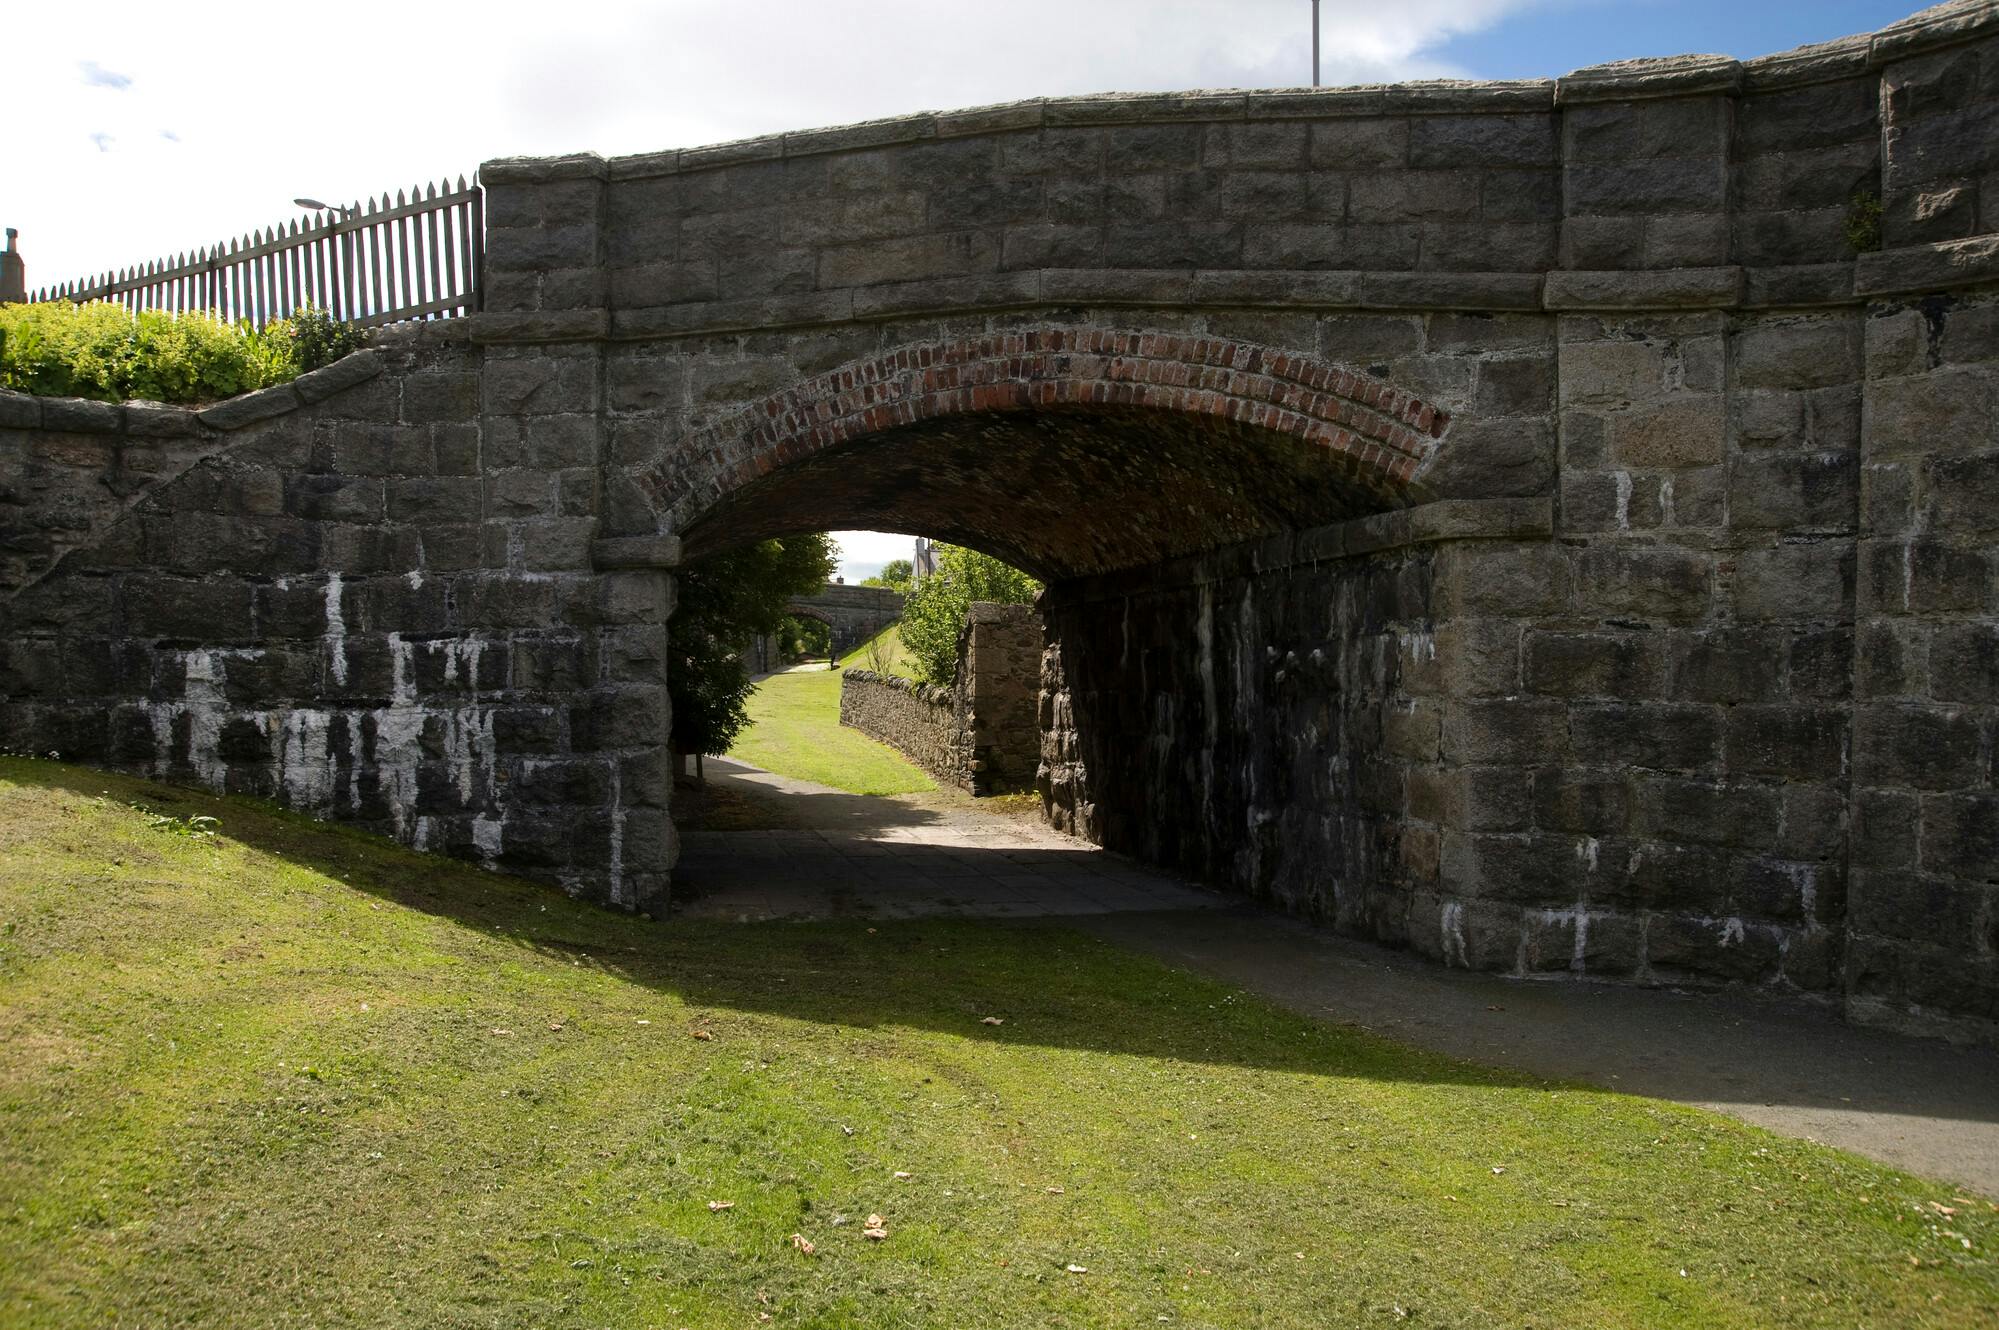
645;328;1450;531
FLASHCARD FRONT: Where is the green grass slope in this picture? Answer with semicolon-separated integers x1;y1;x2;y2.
845;620;921;680
729;667;935;795
0;758;1993;1328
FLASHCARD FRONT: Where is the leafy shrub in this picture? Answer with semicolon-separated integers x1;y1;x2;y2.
0;301;363;405
897;544;1041;685
266;307;366;374
670;534;840;757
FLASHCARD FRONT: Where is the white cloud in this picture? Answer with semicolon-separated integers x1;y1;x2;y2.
10;0;1543;288
832;530;922;581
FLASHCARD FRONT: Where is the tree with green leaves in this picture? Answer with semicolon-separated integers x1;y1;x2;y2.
670;534;838;760
896;543;1040;685
860;558;914;593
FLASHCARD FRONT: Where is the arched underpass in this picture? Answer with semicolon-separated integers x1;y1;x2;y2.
662;332;1441;895
664;329;1441;924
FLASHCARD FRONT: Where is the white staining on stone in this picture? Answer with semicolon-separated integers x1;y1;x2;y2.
1719;916;1746;947
147;705;177;778
324;573;347;686
182;650;230;790
1441;900;1468;967
1658;476;1675;527
346;717;367;812
1577;836;1600;873
606;759;626;906
1793;863;1820;929
1400;630;1436;665
441;707;495;806
471;815;504;866
279;710;336;810
1613;470;1632;531
388;632;416;706
370;703;425;839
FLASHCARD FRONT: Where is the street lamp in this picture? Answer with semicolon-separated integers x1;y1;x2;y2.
1311;0;1321;87
294;197;357;319
293;197;355;217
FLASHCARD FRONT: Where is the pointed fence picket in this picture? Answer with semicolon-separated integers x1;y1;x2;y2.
24;175;484;329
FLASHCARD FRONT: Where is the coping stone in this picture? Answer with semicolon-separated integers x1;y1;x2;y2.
292;349;386;404
122;402;204;438
0;391;42;429
197;382;303;431
479;153;609;185
1556;54;1744;104
41;397;124;433
1869;0;1999;65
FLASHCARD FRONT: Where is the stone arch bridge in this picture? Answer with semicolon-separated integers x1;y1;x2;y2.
4;2;1999;1040
785;582;903;656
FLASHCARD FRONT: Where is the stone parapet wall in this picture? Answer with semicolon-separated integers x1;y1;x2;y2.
841;602;1041;794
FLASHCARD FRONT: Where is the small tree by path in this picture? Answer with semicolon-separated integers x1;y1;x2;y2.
671;534;837;775
898;544;1039;685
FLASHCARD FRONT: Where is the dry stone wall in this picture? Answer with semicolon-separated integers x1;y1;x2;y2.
841;602;1040;794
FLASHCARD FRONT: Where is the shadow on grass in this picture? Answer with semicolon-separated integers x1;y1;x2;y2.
5;757;1517;1091
12;757;1999;1140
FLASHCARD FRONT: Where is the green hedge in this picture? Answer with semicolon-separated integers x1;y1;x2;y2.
0;301;363;406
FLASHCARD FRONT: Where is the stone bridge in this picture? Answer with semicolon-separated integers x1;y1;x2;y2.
4;2;1999;1039
785;582;903;655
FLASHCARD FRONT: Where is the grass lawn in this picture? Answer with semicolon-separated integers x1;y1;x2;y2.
844;621;921;680
2;760;1996;1329
729;667;935;796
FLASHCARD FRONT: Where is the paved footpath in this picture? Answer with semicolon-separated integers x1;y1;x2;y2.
677;757;1999;1199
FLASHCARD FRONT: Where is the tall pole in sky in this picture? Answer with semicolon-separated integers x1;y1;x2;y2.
1312;0;1321;87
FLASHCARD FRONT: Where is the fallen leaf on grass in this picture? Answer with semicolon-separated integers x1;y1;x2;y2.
1491;1166;1506;1175
548;1022;565;1032
893;1171;912;1180
634;1019;651;1026
981;1016;1005;1026
489;1028;513;1036
707;1200;735;1212
1065;1263;1088;1274
1045;1185;1065;1195
691;1029;714;1041
863;1213;888;1239
790;1233;816;1255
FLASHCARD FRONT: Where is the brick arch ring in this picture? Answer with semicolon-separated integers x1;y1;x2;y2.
641;327;1452;536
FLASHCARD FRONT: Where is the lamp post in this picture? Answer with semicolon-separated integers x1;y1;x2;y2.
294;197;357;320
1311;0;1321;87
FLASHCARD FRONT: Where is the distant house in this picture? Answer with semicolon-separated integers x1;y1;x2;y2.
912;536;937;583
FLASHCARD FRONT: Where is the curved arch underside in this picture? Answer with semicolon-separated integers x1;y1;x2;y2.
658;329;1449;581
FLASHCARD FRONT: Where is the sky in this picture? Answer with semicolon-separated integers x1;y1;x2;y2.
11;0;1930;580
